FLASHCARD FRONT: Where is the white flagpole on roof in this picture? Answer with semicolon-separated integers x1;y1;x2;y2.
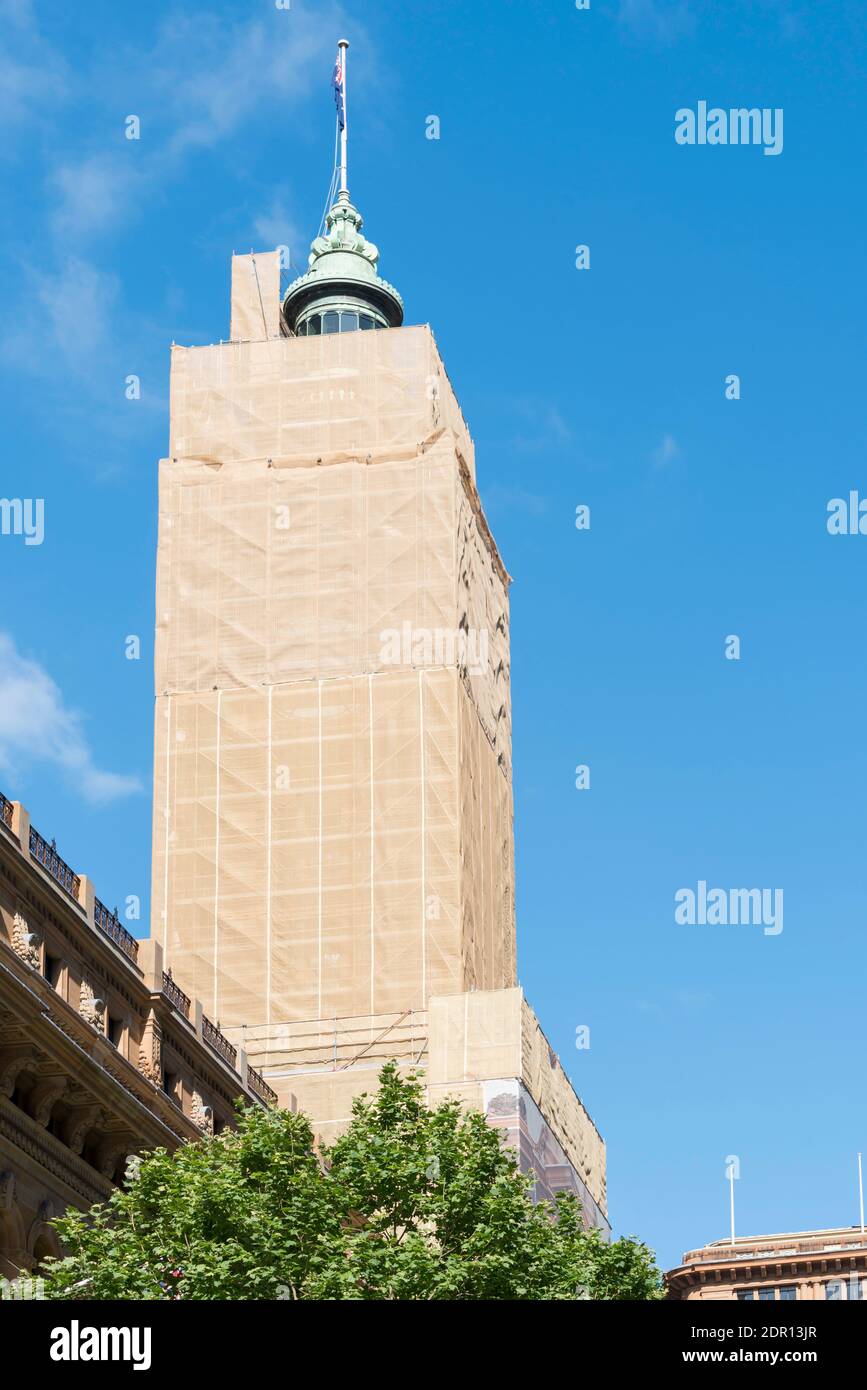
338;39;349;195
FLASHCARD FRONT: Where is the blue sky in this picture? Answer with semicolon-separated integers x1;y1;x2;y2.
1;0;866;1274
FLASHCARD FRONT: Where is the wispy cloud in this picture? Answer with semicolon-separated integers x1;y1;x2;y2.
37;255;119;370
1;255;113;373
495;396;574;454
0;0;69;134
50;156;142;243
44;5;349;249
1;1;357;425
618;0;695;44
674;988;714;1013
0;633;141;804
0;249;169;472
252;198;305;267
152;12;332;159
651;432;681;469
482;485;548;518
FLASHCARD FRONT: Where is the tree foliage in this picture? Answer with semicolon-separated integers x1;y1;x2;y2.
43;1064;663;1301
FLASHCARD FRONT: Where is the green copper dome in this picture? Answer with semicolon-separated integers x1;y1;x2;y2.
282;188;404;337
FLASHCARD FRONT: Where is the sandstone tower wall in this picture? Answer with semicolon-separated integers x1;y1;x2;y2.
152;327;515;1027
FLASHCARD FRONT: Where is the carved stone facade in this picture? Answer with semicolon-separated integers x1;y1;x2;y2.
0;797;278;1278
78;979;105;1030
190;1091;214;1135
11;913;39;971
138;1012;162;1086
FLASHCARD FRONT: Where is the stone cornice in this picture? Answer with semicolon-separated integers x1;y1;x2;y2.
667;1248;867;1297
0;955;195;1148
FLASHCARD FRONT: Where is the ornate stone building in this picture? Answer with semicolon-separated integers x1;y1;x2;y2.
667;1228;867;1300
0;791;275;1279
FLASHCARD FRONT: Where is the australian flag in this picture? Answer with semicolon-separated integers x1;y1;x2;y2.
332;52;345;130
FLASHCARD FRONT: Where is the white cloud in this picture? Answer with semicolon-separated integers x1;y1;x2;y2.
153;12;331;158
618;0;695;43
2;255;117;376
1;2;362;431
651;432;681;468
41;255;120;368
0;252;166;462
0;633;141;804
50;156;140;243
0;0;69;132
252;198;305;266
498;396;573;454
10;2;353;249
0;0;37;24
482;485;548;518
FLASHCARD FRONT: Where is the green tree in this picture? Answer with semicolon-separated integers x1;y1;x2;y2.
43;1064;663;1301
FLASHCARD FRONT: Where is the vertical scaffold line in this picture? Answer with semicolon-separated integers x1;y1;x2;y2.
479;717;484;990
214;689;223;1018
266;684;273;1027
317;680;323;1021
369;673;375;1017
162;695;172;955
419;669;427;1003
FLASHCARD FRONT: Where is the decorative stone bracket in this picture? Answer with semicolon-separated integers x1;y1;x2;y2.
191;1091;213;1135
11;912;40;971
138;1011;163;1086
79;979;106;1030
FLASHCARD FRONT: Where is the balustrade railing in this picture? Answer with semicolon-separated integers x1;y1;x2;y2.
246;1064;277;1106
4;798;273;1101
202;1015;237;1068
29;826;80;899
161;970;191;1019
94;898;139;963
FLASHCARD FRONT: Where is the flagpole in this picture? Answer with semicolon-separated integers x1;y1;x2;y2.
338;39;349;195
859;1152;864;1234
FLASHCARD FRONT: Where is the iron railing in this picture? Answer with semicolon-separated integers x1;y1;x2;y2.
94;898;139;963
246;1064;277;1106
202;1015;237;1068
161;970;191;1019
29;826;80;900
0;792;13;832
